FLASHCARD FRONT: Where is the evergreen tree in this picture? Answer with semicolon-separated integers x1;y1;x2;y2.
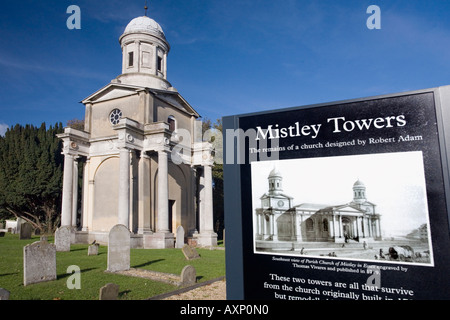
0;123;64;233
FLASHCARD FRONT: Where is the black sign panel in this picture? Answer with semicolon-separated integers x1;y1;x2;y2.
224;89;450;300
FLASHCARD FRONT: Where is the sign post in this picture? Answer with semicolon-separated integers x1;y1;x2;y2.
224;86;450;300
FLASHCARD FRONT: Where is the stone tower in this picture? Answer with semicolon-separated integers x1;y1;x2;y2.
57;11;217;248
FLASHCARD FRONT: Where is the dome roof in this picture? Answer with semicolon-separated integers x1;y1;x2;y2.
123;16;165;38
268;168;282;178
353;179;365;187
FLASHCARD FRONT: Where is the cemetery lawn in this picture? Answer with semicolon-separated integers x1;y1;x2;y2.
0;233;225;300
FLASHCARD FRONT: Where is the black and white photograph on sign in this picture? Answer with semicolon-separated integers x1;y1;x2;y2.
251;151;434;267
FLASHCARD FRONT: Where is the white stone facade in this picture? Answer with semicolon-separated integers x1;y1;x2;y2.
57;15;217;248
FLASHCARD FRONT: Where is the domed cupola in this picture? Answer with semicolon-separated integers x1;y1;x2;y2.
116;15;172;90
352;179;367;204
122;16;166;39
268;167;283;195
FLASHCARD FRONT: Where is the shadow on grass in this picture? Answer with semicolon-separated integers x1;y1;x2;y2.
57;267;98;280
119;290;131;299
0;272;19;277
132;259;165;268
69;247;106;255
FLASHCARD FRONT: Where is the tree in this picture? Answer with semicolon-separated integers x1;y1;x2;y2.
0;123;64;233
66;118;85;131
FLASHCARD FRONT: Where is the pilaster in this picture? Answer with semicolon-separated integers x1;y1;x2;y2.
118;147;131;228
61;154;74;227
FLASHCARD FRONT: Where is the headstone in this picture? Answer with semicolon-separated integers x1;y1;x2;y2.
182;244;200;260
16;217;23;235
0;232;5;237
40;235;48;242
55;226;71;252
0;222;4;229
88;243;99;256
175;225;185;249
19;222;32;240
0;288;10;300
23;240;56;286
107;224;130;272
99;283;119;300
180;265;196;286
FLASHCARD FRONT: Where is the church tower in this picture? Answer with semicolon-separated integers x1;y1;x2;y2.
116;15;171;90
57;8;217;249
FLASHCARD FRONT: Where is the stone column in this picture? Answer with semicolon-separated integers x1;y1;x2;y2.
61;154;74;227
163;52;167;79
71;157;78;228
203;164;214;232
196;164;217;246
81;159;90;232
138;152;151;234
135;40;141;73
269;214;274;238
157;149;169;233
296;213;303;242
118;148;130;228
198;167;206;233
143;148;174;249
255;212;260;236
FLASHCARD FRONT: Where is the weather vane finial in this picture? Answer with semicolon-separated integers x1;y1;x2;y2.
144;0;148;16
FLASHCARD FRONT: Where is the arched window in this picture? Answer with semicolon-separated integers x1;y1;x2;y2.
167;116;176;131
323;218;329;231
306;218;314;231
128;52;134;67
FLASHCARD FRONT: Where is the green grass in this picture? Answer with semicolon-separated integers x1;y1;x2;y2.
0;233;225;300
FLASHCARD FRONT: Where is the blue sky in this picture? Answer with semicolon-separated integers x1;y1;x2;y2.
1;0;449;135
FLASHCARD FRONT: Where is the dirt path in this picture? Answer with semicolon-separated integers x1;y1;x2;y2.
161;278;226;300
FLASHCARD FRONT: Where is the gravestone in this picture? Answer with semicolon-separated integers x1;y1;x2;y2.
180;265;196;286
19;222;32;240
40;235;48;242
0;232;5;237
88;243;99;256
0;288;10;300
175;226;185;249
23;240;56;286
0;222;4;229
99;283;119;300
182;244;200;260
107;224;130;272
16;218;23;235
55;226;71;252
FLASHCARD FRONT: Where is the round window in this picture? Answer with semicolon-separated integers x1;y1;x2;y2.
109;109;122;125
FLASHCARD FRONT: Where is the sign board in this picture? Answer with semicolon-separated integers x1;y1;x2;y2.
223;86;450;300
